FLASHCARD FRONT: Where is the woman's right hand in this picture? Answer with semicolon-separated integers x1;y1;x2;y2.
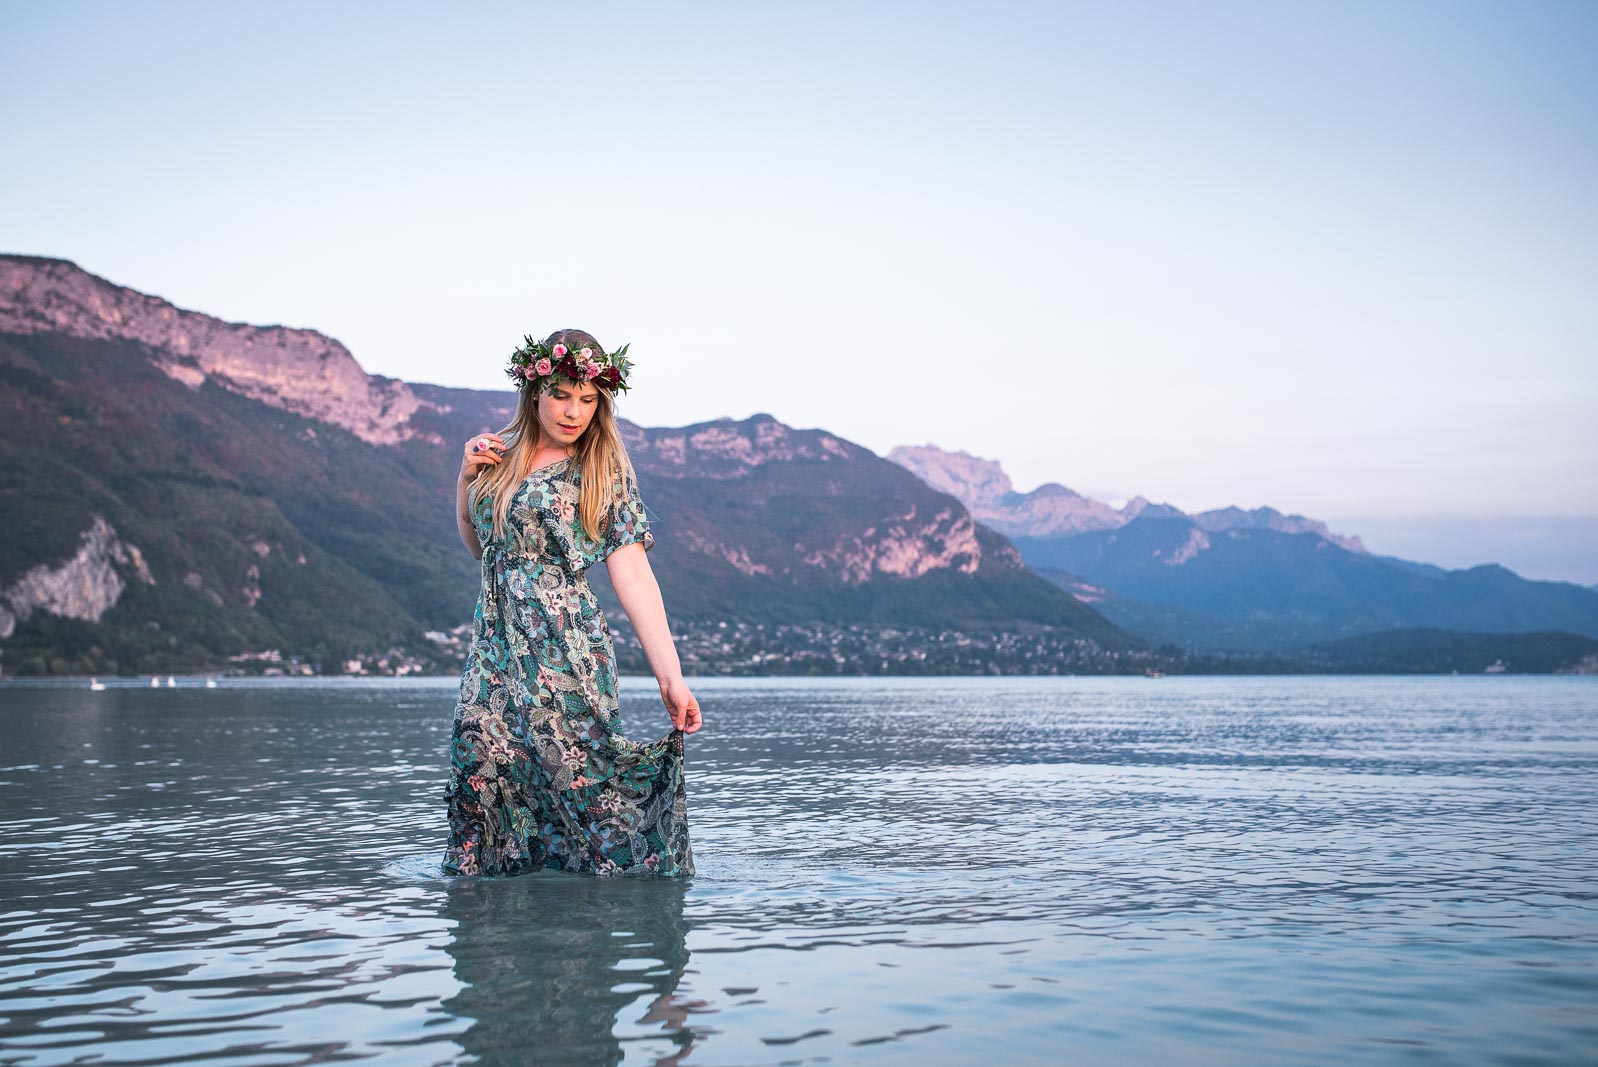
661;677;703;734
459;432;505;483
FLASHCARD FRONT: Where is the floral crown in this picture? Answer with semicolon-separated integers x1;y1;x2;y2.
507;334;633;394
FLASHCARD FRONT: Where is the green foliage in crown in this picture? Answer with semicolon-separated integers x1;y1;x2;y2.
507;335;633;394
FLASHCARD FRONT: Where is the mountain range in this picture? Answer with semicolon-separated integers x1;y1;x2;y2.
0;255;1144;676
888;444;1367;551
889;446;1598;655
2;254;1593;676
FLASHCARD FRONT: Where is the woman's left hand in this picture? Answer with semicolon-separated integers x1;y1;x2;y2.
661;677;703;734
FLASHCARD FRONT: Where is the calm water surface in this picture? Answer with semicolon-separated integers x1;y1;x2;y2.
0;675;1595;1065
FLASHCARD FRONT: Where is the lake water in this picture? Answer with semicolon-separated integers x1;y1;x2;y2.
0;675;1594;1065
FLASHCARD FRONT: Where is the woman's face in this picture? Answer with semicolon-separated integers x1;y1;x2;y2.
535;379;602;447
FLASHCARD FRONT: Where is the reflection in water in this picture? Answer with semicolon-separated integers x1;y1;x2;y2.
441;872;707;1065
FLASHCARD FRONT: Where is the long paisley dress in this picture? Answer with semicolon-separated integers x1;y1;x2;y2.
441;457;695;878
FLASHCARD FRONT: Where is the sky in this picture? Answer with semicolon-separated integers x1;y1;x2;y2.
3;1;1595;580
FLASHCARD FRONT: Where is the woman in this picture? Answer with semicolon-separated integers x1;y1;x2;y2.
441;328;701;878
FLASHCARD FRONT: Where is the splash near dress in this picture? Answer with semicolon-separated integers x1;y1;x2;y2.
441;458;695;878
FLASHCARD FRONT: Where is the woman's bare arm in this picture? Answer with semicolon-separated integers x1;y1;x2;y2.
605;541;703;732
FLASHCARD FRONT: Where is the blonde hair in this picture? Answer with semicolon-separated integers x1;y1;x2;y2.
469;329;638;543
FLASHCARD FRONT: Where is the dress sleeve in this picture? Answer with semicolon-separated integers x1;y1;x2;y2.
574;472;655;570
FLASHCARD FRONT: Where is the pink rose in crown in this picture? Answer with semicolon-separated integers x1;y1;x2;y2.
580;347;593;360
584;361;601;379
552;343;567;358
534;358;552;376
524;365;538;379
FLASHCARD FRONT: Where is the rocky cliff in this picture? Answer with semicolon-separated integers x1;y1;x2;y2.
0;255;436;445
632;418;1004;586
0;516;154;639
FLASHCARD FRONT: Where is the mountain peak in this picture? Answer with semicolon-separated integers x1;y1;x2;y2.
1122;496;1188;521
1;253;83;271
888;444;1122;538
1192;504;1366;552
630;412;861;479
887;444;1014;504
1030;482;1088;501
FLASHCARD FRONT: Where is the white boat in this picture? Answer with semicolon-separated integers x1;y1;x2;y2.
150;676;160;688
89;678;107;691
166;676;176;687
205;677;218;689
